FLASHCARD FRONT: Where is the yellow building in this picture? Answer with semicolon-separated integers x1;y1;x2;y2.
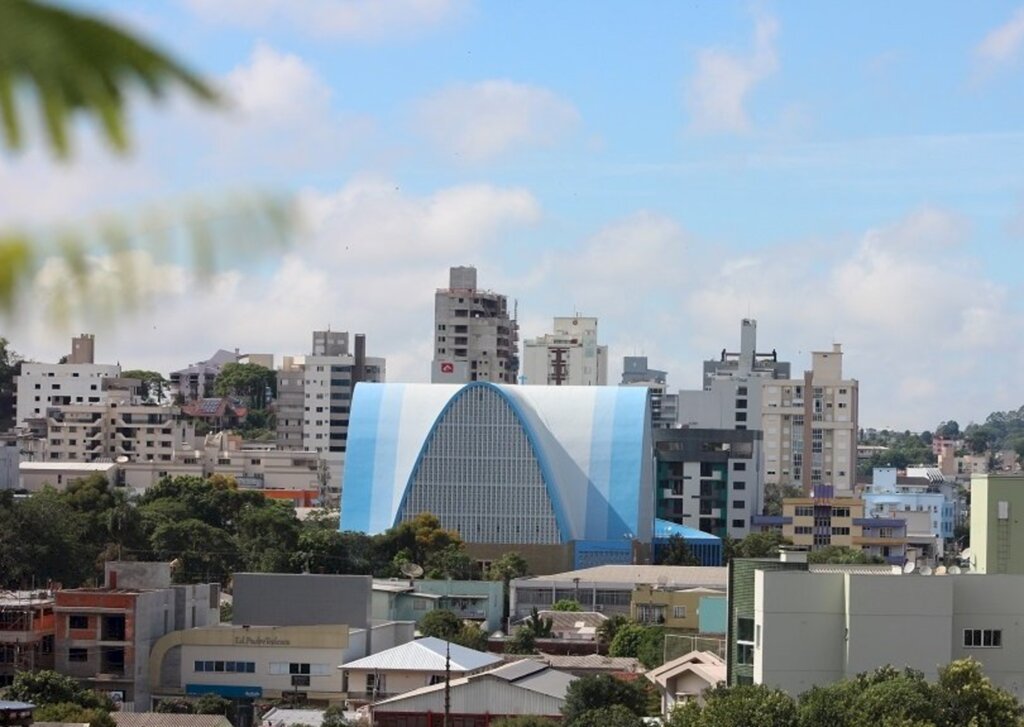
766;488;908;563
631;585;725;631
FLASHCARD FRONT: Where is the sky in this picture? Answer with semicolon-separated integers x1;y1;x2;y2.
3;1;1024;431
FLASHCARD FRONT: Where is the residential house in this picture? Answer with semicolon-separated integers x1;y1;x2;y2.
341;637;502;703
370;659;576;727
631;585;725;631
646;651;726;714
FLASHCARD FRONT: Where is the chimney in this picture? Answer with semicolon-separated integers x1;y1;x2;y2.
353;334;366;385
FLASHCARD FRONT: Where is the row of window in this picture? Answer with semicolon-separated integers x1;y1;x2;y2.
192;661;330;675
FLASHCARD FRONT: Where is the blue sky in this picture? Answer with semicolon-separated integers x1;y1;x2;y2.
5;0;1024;430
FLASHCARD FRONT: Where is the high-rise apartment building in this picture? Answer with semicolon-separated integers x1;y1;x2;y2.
15;335;121;426
678;319;789;430
432;266;519;384
761;344;859;494
522;316;607;386
276;331;385;455
621;356;678;429
671;320;789;539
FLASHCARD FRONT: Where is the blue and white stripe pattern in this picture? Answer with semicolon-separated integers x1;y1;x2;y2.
340;382;653;544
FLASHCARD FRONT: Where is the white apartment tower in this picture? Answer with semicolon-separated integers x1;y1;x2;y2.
15;334;121;426
431;266;519;384
522;316;608;386
761;343;859;494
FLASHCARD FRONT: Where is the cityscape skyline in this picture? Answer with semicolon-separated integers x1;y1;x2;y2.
4;2;1024;431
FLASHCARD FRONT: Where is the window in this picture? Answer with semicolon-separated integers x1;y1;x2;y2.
732;519;745;528
733;462;747;471
69;648;88;662
733;481;746;491
964;629;1002;648
832;507;850;518
832;527;850;536
795;526;812;535
69;615;89;629
795;506;814;517
733;500;745;509
735;399;748;410
673;606;687;618
737;386;748;395
735;412;747;422
737;617;755;665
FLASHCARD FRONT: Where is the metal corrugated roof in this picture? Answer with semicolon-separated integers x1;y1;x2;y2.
519;565;728;587
112;714;231;727
342;636;501;672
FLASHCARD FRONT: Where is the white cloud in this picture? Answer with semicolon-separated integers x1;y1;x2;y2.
196;44;373;170
182;0;465;41
415;81;580;162
4;179;541;386
686;14;779;134
976;7;1024;67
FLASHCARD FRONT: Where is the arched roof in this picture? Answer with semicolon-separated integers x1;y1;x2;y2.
340;382;652;543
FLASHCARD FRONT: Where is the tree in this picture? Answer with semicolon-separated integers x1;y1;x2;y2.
321;705;350;727
659;534;701;566
597;614;629;646
491;717;558;727
729;531;790;560
933;658;1023;727
5;669;114;711
561;674;650;724
149;518;240;584
0;1;292;321
122;370;169;403
418;609;462;640
505;625;538;655
522;608;554;638
608;622;664;668
935;421;960;439
154;698;196;714
0;337;22;429
807;546;882;565
669;683;797;727
488;551;529;628
32;703;115;727
568;705;645;727
214;362;276;410
552;599;582;612
194;693;234;720
762;483;804;518
454;623;489;651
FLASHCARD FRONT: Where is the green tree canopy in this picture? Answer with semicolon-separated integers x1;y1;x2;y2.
4;669;114;711
418;609;462;641
213;362;276;410
552;599;583;611
491;717;557;727
608;622;665;668
568;705;645;727
505;625;538;655
122;369;169;402
659;534;701;566
669;683;797;727
807;545;883;565
561;674;650;724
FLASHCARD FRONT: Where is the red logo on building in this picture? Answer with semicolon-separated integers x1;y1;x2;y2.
440;362;454;374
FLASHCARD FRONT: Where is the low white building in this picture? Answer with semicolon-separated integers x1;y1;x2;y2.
752;569;1024;698
646;650;725;714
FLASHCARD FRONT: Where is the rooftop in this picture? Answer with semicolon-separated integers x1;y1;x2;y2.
342;636;502;673
112;714;232;727
517;565;728;589
19;462;116;472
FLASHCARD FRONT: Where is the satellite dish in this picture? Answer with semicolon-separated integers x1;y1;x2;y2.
115;456;129;464
902;562;917;574
400;562;424;579
948;565;962;575
920;565;933;576
935;565;947;575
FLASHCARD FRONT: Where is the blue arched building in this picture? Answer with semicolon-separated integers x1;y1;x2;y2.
340;382;654;572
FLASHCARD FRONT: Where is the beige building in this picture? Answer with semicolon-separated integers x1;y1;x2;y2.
522;316;608;386
762;344;858;494
631;585;725;631
44;390;193;464
431;266;519;384
764;493;907;563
